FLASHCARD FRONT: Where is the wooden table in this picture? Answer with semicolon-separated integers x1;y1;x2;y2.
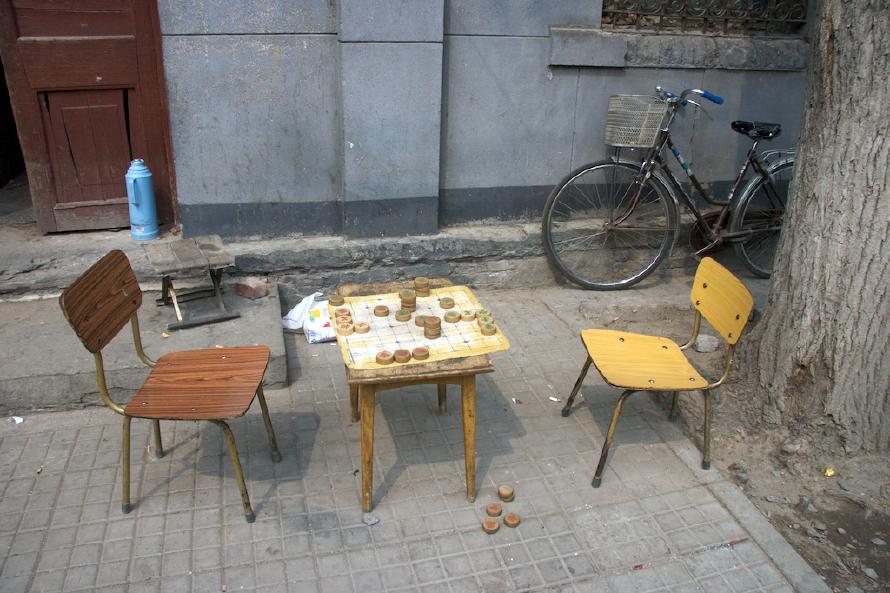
337;281;498;512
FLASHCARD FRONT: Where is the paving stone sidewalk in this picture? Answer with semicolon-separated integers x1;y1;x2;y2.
0;287;829;593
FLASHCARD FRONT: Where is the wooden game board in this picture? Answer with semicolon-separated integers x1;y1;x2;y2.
331;285;510;370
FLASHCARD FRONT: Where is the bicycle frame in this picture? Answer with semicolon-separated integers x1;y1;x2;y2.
619;108;787;247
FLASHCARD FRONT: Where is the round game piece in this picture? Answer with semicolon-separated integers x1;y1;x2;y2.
485;503;503;517
481;323;498;336
444;310;461;323
393;349;411;363
395;309;412;322
334;307;351;318
481;519;500;534
477;315;494;327
414;276;429;288
336;323;354;336
336;315;352;325
424;315;441;328
328;295;345;306
402;303;417;312
412;346;429;360
477;309;491;318
461;310;476;322
354;322;370;334
399;289;416;302
424;328;441;340
497;485;515;502
414;314;428;327
374;305;390;317
416;288;431;298
439;297;455;309
503;513;521;528
375;351;394;365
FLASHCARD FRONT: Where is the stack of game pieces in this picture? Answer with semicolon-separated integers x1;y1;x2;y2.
414;277;430;297
334;307;354;335
399;289;416;312
424;315;441;339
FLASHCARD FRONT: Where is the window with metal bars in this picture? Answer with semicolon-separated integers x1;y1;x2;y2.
601;0;808;35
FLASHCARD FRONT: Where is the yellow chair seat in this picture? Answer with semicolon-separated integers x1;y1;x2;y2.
581;329;707;391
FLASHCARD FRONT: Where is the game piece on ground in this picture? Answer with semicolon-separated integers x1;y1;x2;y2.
439;297;455;309
497;485;515;502
354;322;370;334
481;323;498;336
337;323;354;336
374;305;390;317
461;310;476;321
444;310;461;323
482;519;499;534
329;295;345;306
395;309;412;322
485;503;503;517
503;513;520;528
375;351;394;365
412;346;429;360
393;349;411;363
414;314;428;327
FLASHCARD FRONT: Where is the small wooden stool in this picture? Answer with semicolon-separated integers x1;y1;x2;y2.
144;235;240;331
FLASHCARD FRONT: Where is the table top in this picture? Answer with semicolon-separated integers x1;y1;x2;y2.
331;285;509;372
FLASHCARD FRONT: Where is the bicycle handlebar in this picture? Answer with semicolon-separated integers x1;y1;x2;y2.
657;86;724;106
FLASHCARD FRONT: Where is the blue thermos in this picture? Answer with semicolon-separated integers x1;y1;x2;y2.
125;159;159;240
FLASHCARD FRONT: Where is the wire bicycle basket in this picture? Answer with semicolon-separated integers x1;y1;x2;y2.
604;95;669;148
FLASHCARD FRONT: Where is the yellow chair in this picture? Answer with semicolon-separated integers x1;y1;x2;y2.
560;257;754;487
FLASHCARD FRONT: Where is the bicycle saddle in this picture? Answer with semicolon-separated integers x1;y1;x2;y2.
731;121;782;140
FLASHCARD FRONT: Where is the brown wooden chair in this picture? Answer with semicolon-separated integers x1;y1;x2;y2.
59;250;281;523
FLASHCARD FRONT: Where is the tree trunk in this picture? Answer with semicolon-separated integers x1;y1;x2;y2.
745;0;890;452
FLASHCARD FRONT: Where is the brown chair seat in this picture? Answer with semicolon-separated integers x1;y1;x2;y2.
126;346;270;420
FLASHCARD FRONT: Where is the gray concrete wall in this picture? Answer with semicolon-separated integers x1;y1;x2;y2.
157;1;808;238
158;1;342;238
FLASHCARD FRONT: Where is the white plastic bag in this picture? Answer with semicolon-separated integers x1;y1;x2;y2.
303;300;336;343
282;291;321;331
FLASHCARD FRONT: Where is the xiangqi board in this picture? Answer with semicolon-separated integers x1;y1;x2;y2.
330;286;510;370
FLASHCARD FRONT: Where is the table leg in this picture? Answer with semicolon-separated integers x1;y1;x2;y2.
437;384;447;415
460;374;476;502
360;384;376;512
350;384;359;422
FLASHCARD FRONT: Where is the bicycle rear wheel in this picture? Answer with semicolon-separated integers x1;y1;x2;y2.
731;158;795;278
542;161;678;290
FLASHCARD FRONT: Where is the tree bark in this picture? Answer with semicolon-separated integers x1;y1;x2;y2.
745;0;890;452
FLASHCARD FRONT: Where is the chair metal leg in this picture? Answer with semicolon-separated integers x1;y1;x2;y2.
701;389;712;470
562;356;592;417
437;384;447;415
592;390;636;488
256;386;282;463
121;416;132;514
151;419;165;459
669;392;680;422
212;420;255;523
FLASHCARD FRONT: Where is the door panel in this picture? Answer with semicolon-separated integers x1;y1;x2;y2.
0;0;174;232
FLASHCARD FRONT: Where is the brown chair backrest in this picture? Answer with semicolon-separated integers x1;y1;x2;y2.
59;250;142;353
689;257;754;345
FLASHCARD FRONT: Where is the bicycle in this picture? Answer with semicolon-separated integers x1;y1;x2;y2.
542;86;795;290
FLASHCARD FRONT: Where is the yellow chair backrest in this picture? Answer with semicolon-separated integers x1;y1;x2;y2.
690;257;754;345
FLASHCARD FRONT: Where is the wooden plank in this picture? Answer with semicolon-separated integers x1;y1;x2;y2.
19;36;137;89
15;8;132;37
346;354;493;385
53;200;129;230
13;0;129;10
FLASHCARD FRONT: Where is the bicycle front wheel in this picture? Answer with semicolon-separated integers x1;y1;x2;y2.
542;161;678;290
731;158;795;278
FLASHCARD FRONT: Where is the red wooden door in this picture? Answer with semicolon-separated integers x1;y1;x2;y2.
0;0;175;232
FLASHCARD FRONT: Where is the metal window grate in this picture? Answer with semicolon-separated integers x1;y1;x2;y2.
602;0;808;35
